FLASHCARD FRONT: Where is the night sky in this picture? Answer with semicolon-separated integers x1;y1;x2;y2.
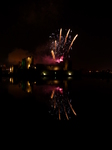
0;0;112;70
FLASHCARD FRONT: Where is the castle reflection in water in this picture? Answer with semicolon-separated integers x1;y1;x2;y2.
8;77;77;120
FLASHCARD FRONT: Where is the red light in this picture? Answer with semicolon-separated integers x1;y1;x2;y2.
60;56;63;62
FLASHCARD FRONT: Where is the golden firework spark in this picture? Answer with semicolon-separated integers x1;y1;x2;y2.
67;34;78;54
64;29;71;46
51;50;55;60
55;40;57;53
59;28;62;45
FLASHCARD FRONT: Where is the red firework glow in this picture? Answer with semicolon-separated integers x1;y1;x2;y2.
55;56;63;63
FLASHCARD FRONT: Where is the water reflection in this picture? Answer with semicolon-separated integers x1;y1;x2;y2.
49;87;77;120
21;81;32;93
10;77;13;84
8;77;76;120
2;76;112;122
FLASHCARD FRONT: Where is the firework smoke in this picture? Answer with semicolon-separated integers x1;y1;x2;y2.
8;48;31;65
34;42;56;64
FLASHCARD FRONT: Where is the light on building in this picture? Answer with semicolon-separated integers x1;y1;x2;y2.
43;72;46;75
28;64;30;69
26;56;32;69
68;71;72;75
53;80;59;84
54;67;59;70
27;81;30;86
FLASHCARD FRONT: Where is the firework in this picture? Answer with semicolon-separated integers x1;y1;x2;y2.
49;28;78;63
59;28;62;45
51;50;55;60
64;29;70;47
55;40;57;53
67;34;78;54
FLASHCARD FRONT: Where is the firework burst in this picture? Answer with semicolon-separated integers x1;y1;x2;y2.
49;28;78;63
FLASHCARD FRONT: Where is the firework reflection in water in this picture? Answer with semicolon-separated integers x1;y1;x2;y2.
49;86;77;120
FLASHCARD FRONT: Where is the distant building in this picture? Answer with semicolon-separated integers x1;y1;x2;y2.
7;56;73;77
9;65;19;74
21;56;34;69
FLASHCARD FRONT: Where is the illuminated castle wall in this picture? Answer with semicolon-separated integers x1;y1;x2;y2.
20;55;72;71
36;59;72;71
9;56;33;74
22;56;33;69
9;56;72;76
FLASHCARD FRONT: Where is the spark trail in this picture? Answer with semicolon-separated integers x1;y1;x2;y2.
59;28;62;45
55;40;57;53
51;50;55;60
67;34;78;54
64;29;70;47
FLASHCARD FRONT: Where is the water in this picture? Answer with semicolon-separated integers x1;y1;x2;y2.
0;76;112;125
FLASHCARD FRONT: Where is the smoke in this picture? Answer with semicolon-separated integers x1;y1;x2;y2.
8;48;32;65
34;41;56;64
33;85;57;94
7;40;55;65
8;37;58;65
34;55;56;64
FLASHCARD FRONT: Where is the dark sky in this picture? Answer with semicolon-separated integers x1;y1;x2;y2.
0;0;112;70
